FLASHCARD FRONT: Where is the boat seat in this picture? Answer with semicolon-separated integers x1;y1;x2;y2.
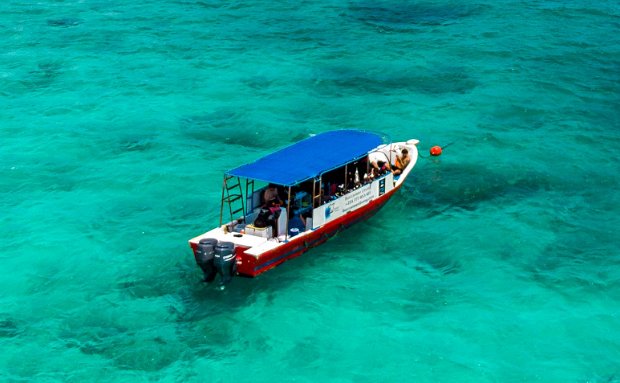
245;207;287;237
245;224;273;238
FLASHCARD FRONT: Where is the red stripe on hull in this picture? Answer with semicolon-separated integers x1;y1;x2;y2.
236;184;401;277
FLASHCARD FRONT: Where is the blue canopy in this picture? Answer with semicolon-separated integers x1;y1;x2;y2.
227;130;383;186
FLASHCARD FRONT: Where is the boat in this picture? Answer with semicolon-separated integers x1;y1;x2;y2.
188;130;420;286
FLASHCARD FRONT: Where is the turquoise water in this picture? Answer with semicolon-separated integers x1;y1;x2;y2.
1;0;619;381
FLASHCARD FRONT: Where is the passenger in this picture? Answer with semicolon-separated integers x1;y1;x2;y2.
369;151;392;176
328;182;337;197
287;209;306;234
372;160;391;175
263;184;282;206
319;189;330;205
253;207;273;228
393;148;410;176
261;184;283;237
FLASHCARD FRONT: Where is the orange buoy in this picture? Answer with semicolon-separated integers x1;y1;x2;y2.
430;145;442;156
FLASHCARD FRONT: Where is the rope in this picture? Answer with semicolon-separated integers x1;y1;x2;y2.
418;141;456;159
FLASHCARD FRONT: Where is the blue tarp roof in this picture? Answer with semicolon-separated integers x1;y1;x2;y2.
226;130;383;186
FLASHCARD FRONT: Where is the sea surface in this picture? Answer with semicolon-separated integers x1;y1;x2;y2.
1;0;619;381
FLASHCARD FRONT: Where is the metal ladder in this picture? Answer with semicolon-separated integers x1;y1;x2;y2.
220;175;246;226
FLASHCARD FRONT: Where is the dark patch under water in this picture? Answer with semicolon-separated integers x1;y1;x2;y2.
117;136;156;153
404;162;554;215
349;1;486;31
0;318;21;338
414;252;462;276
180;110;297;149
523;212;620;294
47;18;83;28
63;328;187;371
241;75;277;90
403;160;620;300
22;62;64;89
312;65;477;95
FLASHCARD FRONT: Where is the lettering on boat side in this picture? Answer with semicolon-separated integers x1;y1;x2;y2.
343;185;373;211
313;184;374;227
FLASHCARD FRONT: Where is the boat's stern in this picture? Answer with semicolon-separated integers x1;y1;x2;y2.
189;227;270;285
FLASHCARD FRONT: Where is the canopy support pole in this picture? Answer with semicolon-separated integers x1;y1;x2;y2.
285;186;292;241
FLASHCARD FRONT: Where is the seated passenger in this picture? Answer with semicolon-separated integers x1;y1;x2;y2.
393;148;410;176
372;160;391;175
288;209;306;234
368;152;392;176
263;184;282;206
253;207;274;228
261;184;283;236
319;189;330;205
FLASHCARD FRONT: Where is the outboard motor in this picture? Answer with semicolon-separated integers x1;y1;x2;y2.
194;238;218;282
214;241;236;287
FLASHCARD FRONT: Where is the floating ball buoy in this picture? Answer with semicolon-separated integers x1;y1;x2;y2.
430;145;443;156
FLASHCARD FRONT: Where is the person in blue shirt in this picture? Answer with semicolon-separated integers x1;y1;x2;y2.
288;209;306;236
